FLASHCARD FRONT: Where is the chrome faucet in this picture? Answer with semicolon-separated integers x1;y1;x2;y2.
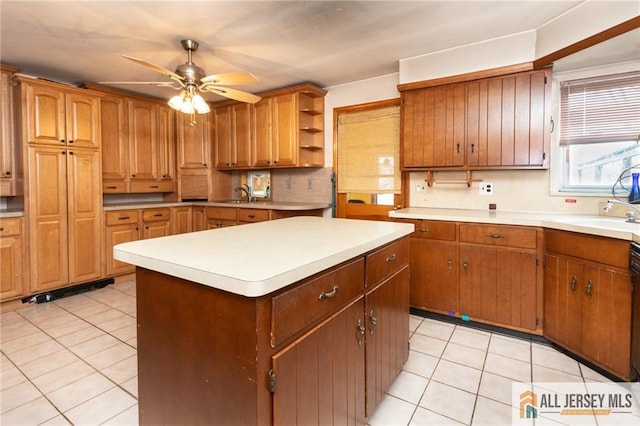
603;199;640;223
234;184;254;202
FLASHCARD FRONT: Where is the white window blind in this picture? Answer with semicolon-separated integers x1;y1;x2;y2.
337;105;400;194
559;71;640;146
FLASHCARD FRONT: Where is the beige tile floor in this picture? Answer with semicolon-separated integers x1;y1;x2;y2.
1;280;616;426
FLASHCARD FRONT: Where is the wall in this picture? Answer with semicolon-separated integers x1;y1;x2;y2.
323;2;638;216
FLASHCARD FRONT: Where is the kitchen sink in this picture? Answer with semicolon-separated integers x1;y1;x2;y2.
549;216;640;232
214;199;250;204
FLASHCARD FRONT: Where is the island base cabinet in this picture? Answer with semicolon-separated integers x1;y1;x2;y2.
272;297;366;426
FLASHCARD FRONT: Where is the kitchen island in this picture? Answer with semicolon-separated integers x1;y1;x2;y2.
114;217;414;425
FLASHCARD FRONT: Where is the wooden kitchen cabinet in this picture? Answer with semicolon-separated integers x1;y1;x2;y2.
458;223;541;332
176;110;211;200
171;206;192;234
105;210;140;276
214;103;252;169
206;206;237;229
128;97;158;182
99;93;128;186
141;208;171;239
192;206;206;231
1;65;19;196
544;229;632;380
237;208;269;224
400;68;550;170
156;104;176;182
0;217;24;301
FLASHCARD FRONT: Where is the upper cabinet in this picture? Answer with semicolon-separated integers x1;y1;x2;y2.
0;65;19;196
214;83;326;170
85;84;177;194
401;68;551;170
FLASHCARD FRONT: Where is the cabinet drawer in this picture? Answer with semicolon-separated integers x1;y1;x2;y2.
0;218;22;236
545;229;629;269
271;258;365;347
103;181;126;193
401;219;456;241
130;180;175;193
206;207;237;221
142;208;171;222
105;210;139;226
237;208;269;223
366;237;410;287
459;224;537;249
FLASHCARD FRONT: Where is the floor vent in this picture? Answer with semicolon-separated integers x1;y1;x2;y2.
21;278;115;304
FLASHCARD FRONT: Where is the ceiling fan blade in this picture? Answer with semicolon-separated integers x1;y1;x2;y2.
202;86;262;104
200;72;258;86
122;55;184;82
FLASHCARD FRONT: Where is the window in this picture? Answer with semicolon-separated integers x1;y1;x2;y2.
336;104;400;205
559;71;640;193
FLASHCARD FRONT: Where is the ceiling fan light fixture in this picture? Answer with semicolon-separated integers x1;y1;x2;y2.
191;94;210;114
168;94;184;110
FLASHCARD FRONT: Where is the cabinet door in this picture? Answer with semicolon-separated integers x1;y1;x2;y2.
28;146;69;291
157;104;176;181
100;94;128;181
410;239;458;313
582;265;632;378
272;297;365;426
172;207;192;234
401;90;428;168
128;99;158;180
65;91;101;149
67;148;102;284
214;106;233;168
192;207;206;232
177;111;211;169
24;83;66;145
105;224;139;276
233;103;252;168
365;267;410;417
1;69;15;195
272;93;297;166
0;235;23;301
143;220;171;239
253;98;273;167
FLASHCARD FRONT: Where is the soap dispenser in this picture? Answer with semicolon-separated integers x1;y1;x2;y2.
630;172;640;204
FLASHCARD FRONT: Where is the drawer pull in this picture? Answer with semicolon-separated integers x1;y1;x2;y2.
150;185;159;189
119;216;130;220
356;319;365;347
418;227;430;232
368;310;377;334
248;214;255;219
570;275;577;292
463;257;468;274
106;186;117;189
488;233;504;239
447;256;452;269
153;213;163;217
586;280;593;297
385;254;397;263
0;227;4;232
318;284;339;300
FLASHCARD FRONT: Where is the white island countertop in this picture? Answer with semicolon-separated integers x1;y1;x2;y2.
389;207;640;242
114;216;414;297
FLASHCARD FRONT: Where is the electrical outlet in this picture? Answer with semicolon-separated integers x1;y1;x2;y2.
416;184;425;192
479;182;494;195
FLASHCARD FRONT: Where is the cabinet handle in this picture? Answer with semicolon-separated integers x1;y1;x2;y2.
153;213;163;217
106;186;117;189
203;163;207;167
385;254;397;263
0;227;4;232
150;185;159;189
62;151;66;155
570;275;577;292
318;284;339;300
69;151;74;155
4;171;11;176
447;256;452;269
68;140;73;144
356;319;365;347
368;310;377;334
131;174;136;178
418;227;430;232
118;216;130;220
586;280;593;297
488;233;503;239
471;144;475;153
248;214;255;219
456;143;461;153
463;257;468;275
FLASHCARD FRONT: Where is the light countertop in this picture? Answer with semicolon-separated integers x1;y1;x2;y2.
103;200;331;211
114;216;414;297
389;207;640;242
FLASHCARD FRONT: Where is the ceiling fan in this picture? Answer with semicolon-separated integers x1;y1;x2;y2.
100;39;261;114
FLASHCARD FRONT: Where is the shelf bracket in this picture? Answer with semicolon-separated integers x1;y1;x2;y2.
425;170;482;187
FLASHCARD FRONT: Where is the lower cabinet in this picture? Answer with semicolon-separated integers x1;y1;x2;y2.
105;210;140;276
0;217;24;301
192;206;206;231
171;206;192;234
141;208;171;239
544;229;632;380
136;236;409;425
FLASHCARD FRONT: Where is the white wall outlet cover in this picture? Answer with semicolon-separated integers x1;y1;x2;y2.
480;182;493;195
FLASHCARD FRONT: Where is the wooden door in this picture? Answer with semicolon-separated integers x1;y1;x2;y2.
157;104;176;181
64;91;101;149
192;207;206;232
100;94;128;181
458;244;492;320
582;264;632;378
401;89;428;168
0;233;23;300
555;257;583;353
128;98;158;180
28;146;69;291
494;247;537;330
233;103;252;168
172;207;192;234
24;83;66;146
253;98;273;167
177;111;211;169
214;106;233;168
272;297;366;426
105;224;139;276
143;220;171;239
465;79;488;167
410;238;458;313
272;93;297;166
365;267;410;417
1;68;15;195
67;148;102;284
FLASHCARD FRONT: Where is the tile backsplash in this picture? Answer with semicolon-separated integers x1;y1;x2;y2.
271;167;333;204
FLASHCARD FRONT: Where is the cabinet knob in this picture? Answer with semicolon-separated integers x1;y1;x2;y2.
4;171;10;176
447;256;452;269
131;174;136;177
0;227;4;232
68;140;74;144
60;139;65;144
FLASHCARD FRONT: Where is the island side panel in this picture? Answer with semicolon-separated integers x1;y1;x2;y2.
136;268;261;425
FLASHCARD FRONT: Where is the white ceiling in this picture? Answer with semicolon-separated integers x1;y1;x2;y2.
1;1;636;103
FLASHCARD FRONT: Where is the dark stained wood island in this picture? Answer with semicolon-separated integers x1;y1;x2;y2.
114;217;414;425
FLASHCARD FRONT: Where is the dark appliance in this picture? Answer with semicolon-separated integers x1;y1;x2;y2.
631;241;640;381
